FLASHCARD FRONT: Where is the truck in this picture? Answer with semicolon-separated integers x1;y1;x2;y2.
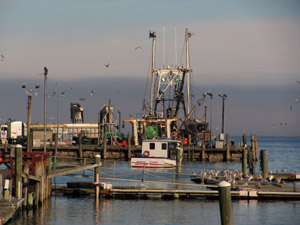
7;121;27;144
0;124;8;144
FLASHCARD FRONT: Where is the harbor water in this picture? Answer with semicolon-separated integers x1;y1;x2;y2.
7;136;300;225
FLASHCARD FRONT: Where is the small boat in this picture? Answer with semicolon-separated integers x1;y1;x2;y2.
131;139;183;168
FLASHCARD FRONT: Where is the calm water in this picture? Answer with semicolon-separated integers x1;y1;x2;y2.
7;136;300;225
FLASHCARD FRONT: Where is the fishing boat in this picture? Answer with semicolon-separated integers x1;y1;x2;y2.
131;139;183;168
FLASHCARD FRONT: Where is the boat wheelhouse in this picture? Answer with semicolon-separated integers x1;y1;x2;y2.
131;139;183;168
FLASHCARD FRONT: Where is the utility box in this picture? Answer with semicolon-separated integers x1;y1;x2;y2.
215;141;224;149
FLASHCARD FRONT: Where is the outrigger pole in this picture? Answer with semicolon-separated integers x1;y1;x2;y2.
185;28;192;115
149;31;156;116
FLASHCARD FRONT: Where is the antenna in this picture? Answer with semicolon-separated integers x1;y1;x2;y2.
163;26;165;68
174;26;178;66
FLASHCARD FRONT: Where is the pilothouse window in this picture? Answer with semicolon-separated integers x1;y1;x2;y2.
162;143;167;150
150;143;155;150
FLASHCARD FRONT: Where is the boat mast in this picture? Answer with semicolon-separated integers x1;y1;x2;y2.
149;31;156;116
185;29;192;115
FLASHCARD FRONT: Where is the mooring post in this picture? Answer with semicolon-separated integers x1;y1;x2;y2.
113;160;116;178
260;150;268;179
176;145;181;175
254;135;258;161
15;144;23;199
0;174;2;199
218;181;233;225
142;165;145;182
23;164;30;207
78;133;83;159
94;154;101;201
103;133;107;159
127;133;131;160
250;134;256;162
201;139;206;162
242;149;248;176
242;133;247;147
226;134;230;162
47;156;52;198
28;192;34;210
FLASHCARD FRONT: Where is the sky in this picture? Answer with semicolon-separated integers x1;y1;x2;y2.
0;0;300;137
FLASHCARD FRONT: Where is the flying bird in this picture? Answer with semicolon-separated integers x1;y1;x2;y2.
1;55;5;61
135;46;142;50
90;90;96;96
297;81;300;84
79;98;86;101
104;63;110;68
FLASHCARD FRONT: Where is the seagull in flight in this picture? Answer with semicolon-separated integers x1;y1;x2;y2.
135;46;142;50
90;90;96;96
1;55;5;62
79;98;86;101
297;81;300;84
104;63;110;68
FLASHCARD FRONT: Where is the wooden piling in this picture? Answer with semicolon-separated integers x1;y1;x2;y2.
226;134;230;162
23;164;30;207
0;174;2;199
78;133;83;158
15;144;22;199
242;133;247;147
47;157;52;198
27;192;33;210
251;134;257;161
94;155;101;201
103;133;107;159
4;179;10;200
201;139;206;162
260;150;268;179
254;135;258;161
127;133;131;160
218;181;233;225
176;145;181;175
242;149;248;176
34;162;40;207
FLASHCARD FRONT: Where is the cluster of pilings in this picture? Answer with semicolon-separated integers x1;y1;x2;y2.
0;145;50;209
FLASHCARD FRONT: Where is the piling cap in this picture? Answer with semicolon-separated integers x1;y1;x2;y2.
218;181;231;187
16;144;23;148
95;154;101;158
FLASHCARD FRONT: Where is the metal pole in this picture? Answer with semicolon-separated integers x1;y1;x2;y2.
118;109;121;133
27;95;32;152
56;94;59;157
219;94;227;135
222;97;225;134
207;92;213;148
44;67;48;153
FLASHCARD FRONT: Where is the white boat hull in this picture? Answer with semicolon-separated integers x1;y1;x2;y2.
131;157;176;168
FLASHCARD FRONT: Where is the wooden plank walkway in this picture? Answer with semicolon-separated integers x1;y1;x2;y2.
108;188;300;200
48;163;102;178
0;198;23;225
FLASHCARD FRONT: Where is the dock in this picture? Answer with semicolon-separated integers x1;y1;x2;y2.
0;198;23;225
